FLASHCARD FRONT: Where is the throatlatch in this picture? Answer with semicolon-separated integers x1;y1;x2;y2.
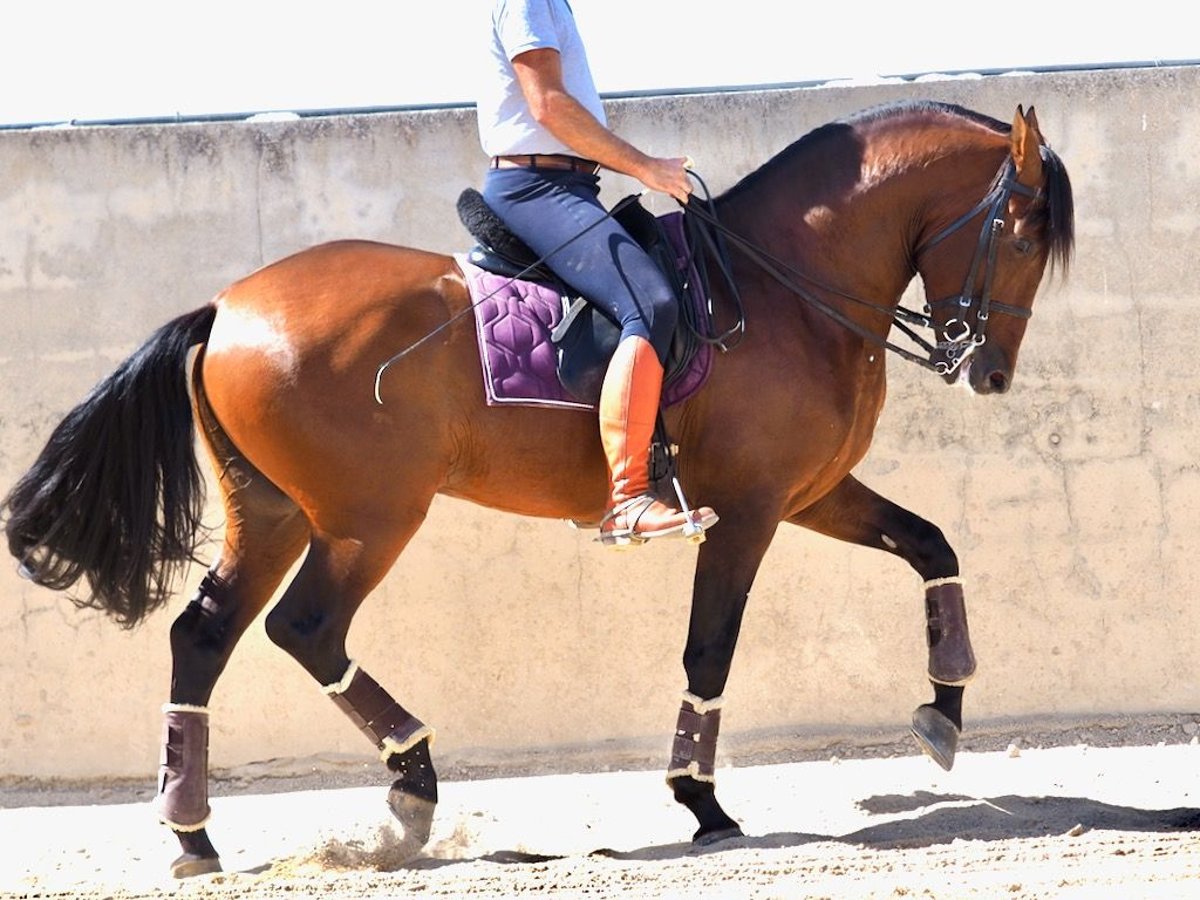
155;704;211;832
321;661;434;761
924;577;977;685
667;691;724;783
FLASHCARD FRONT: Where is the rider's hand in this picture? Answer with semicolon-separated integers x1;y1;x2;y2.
638;156;694;205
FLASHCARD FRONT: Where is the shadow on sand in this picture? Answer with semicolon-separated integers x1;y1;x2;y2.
407;792;1200;869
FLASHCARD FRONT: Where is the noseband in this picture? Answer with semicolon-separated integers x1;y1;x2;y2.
915;157;1042;376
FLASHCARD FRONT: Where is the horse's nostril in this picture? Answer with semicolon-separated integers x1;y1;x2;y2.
988;370;1010;393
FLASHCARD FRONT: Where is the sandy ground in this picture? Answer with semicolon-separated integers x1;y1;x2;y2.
4;730;1200;899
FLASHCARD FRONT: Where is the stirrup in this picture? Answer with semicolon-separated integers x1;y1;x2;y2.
597;495;718;548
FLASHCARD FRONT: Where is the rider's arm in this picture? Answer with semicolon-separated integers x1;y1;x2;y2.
511;47;692;204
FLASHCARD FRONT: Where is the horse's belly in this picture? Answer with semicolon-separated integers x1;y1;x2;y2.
442;408;610;521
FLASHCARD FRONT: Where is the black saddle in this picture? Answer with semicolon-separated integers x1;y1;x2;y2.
455;188;698;405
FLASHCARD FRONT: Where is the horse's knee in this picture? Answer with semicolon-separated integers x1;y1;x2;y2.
906;519;958;580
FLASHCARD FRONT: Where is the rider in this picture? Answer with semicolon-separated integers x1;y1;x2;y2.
477;0;718;546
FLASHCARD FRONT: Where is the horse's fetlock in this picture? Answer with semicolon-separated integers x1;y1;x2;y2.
386;737;431;773
669;773;713;805
387;739;438;803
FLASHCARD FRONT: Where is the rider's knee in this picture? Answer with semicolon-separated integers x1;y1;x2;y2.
645;292;678;362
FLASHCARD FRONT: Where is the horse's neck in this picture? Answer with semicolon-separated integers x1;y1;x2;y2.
713;166;920;342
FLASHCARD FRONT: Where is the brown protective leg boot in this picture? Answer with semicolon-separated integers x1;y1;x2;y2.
598;336;717;547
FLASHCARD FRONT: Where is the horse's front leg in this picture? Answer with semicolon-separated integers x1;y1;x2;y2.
669;512;778;844
791;474;975;770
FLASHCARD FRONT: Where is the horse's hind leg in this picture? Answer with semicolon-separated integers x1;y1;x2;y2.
159;463;310;877
263;511;437;861
791;474;974;771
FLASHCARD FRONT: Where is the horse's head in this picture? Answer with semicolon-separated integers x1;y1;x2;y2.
917;105;1074;394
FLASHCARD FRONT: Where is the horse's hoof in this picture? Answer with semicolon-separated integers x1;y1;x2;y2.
693;825;744;847
386;786;436;861
169;852;222;879
910;704;959;771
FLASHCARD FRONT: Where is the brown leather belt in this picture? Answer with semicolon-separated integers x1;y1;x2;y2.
490;154;601;174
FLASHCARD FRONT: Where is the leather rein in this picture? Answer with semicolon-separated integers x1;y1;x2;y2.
682;156;1042;376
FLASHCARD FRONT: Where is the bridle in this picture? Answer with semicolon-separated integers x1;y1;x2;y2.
915;156;1043;376
680;154;1044;376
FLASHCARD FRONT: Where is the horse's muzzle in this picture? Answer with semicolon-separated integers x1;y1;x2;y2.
964;344;1013;395
977;367;1012;394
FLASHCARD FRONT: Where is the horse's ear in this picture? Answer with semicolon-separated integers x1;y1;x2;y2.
1011;105;1044;188
1025;105;1041;137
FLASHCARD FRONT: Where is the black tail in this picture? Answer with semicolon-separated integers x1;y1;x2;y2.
3;305;218;628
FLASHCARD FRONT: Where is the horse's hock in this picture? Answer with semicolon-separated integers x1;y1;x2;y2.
2;64;1198;789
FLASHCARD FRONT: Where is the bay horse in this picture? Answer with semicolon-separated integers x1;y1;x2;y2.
3;100;1073;877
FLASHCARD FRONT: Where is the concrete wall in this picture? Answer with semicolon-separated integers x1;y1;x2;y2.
2;65;1198;780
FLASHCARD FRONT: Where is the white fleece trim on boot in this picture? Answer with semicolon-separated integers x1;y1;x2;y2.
379;725;436;762
161;703;209;716
923;576;965;590
682;691;725;714
159;812;212;832
666;763;717;784
320;660;360;696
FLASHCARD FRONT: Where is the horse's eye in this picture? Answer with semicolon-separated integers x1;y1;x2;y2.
1012;238;1032;255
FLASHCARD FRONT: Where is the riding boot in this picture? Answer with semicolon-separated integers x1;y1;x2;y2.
598;336;717;546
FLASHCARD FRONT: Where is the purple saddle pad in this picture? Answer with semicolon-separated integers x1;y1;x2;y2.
461;211;712;411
